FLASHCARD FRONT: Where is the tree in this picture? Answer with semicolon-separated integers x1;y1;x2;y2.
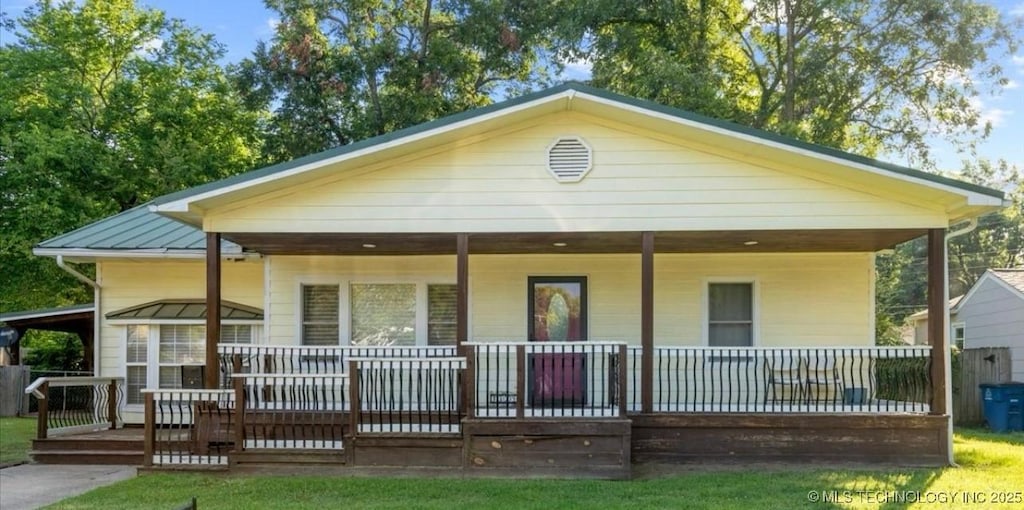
548;0;752;120
233;0;553;160
731;0;1019;164
556;0;1019;166
949;159;1023;294
0;0;265;314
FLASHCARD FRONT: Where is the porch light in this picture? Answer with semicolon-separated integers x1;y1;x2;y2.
743;240;759;246
552;242;568;247
362;243;377;249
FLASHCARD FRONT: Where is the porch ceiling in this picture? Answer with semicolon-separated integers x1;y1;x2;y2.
223;228;927;255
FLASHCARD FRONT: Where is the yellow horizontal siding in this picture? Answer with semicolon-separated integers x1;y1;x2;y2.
97;259;264;381
206;112;946;233
266;253;872;347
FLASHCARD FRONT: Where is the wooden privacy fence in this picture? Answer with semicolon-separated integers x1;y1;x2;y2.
953;347;1012;425
0;366;31;416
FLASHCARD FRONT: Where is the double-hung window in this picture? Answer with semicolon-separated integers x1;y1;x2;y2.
707;282;755;347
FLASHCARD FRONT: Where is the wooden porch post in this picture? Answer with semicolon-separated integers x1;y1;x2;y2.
927;228;948;416
205;232;221;390
456;234;469;348
641;231;654;414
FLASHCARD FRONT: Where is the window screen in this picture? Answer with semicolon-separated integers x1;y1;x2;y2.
302;285;339;346
708;283;753;347
428;284;458;345
350;283;416;346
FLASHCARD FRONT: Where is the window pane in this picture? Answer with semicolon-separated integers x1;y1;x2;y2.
428;284;457;346
709;284;752;321
303;285;339;322
221;324;253;344
709;324;753;347
127;325;148;363
351;283;416;346
159;366;182;389
126;366;147;405
159;325;205;363
303;285;339;345
303;324;340;346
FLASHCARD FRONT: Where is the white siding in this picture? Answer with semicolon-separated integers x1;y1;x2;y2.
957;279;1024;381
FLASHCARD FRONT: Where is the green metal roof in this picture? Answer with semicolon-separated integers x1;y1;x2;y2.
151;81;1004;206
105;299;263;320
35;202;241;252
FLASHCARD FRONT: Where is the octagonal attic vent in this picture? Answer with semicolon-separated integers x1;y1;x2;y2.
547;137;593;182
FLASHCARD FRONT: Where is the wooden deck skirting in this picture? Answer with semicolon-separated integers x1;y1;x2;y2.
631;413;949;466
36;413;950;471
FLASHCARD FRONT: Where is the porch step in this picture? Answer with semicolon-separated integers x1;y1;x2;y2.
32;438;143;452
30;449;144;465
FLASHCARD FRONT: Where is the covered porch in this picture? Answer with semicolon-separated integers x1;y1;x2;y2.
173;228;949;474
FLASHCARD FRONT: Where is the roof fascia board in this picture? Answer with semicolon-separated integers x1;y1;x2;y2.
152;90;574;214
955;270;1024;312
105;319;262;325
0;307;95;322
33;248;257;260
573;91;1004;207
986;271;1024;301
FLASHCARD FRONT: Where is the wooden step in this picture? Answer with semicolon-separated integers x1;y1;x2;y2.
31;449;144;465
33;438;143;452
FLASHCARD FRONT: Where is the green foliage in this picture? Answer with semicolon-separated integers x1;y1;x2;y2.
554;0;1019;166
0;0;265;313
547;0;751;120
21;331;85;372
234;0;553;160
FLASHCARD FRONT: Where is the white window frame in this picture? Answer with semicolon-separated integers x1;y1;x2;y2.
295;277;458;346
120;321;262;409
952;322;966;349
701;277;760;347
125;325;150;406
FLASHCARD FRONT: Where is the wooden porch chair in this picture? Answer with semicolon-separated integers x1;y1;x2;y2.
765;355;807;404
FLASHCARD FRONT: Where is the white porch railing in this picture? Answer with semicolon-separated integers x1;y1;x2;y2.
143;389;235;467
24;376;123;438
635;346;933;414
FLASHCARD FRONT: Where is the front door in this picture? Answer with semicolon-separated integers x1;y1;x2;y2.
527;276;587;406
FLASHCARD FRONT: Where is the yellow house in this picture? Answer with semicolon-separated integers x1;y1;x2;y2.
31;83;1006;475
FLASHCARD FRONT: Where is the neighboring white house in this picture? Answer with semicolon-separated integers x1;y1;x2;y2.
909;269;1024;381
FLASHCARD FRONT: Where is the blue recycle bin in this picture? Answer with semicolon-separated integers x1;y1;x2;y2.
979;382;1024;432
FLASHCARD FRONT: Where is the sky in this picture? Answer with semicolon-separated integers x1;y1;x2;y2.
2;0;1022;174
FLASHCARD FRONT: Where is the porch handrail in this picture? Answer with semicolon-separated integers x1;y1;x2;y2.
24;376;124;439
467;342;629;420
649;346;931;354
142;388;236;468
640;346;933;414
24;376;124;398
349;357;466;435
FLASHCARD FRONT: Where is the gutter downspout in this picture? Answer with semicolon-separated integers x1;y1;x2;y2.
944;218;978;466
56;256;101;377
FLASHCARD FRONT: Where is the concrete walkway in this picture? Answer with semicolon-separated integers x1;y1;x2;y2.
0;464;136;509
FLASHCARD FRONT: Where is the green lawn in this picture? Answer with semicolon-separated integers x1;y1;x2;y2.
46;428;1024;510
0;416;36;465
